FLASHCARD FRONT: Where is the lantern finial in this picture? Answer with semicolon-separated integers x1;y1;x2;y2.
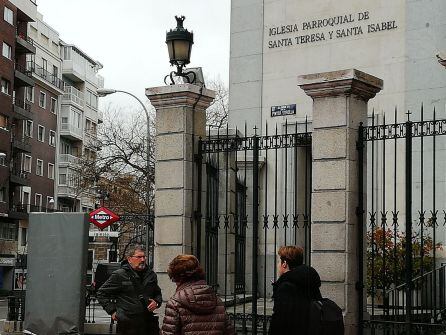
175;15;185;29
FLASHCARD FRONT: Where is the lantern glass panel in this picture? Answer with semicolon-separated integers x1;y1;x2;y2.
172;40;191;63
167;40;175;61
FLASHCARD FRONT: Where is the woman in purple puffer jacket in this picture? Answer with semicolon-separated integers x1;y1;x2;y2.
161;254;235;335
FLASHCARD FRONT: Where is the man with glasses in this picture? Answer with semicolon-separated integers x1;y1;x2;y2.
97;244;162;335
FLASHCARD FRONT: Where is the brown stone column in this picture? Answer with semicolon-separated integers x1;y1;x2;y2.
146;84;215;299
298;69;383;334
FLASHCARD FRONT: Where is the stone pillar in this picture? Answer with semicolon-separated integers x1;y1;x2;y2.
298;69;383;335
146;84;215;299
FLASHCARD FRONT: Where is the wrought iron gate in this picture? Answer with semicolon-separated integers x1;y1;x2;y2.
358;108;446;334
197;121;312;334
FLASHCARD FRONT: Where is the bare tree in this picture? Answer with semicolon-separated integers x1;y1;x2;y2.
70;105;156;262
93;106;155;211
205;77;229;129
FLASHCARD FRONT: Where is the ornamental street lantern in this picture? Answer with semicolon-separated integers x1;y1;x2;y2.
166;15;193;67
165;16;197;85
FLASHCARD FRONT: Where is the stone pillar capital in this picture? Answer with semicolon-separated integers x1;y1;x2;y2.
298;69;383;101
146;84;215;111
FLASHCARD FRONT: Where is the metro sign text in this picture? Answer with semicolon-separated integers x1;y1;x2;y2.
89;207;120;230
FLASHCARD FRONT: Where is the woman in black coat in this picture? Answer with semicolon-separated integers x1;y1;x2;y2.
269;246;322;335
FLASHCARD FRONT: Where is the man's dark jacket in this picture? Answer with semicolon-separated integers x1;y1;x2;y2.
269;264;322;335
96;261;162;323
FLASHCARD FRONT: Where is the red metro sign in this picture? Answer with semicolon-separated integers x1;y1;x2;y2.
89;207;120;230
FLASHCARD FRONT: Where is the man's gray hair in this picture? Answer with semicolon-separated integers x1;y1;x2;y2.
126;244;145;258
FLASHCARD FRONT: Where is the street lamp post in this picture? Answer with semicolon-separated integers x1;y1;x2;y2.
96;89;153;266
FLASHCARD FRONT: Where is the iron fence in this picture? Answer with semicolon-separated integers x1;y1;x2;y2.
7;295;25;321
358;107;446;334
198;121;312;334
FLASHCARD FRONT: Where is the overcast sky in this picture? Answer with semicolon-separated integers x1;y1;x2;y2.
37;0;231;110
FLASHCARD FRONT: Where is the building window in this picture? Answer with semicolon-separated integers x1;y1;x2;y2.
24;120;33;137
59;173;67;185
0;154;6;166
22;190;30;207
36;159;43;176
0;114;8;130
50;97;57;114
61;141;70;154
48;163;54;179
87;250;94;271
49;130;56;146
35;193;42;210
2;42;11;59
0;222;17;240
4;7;13;25
37;125;45;142
1;78;10;95
20;228;27;246
39;92;46;108
52;65;58;78
23;155;32;172
73;111;81;128
0;187;5;202
26;87;34;102
62;47;71;60
86;90;98;109
42;58;47;71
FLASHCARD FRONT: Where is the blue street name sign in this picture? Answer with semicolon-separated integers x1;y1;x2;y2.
271;104;296;117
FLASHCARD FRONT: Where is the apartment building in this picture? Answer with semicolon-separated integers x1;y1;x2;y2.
58;41;103;213
58;42;105;284
22;12;63;251
0;2;105;291
0;0;36;291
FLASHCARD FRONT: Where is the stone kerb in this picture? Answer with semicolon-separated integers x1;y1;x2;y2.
298;69;382;335
146;83;215;301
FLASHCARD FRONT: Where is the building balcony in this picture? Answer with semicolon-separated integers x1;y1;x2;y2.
84;131;101;150
28;204;54;213
14;63;34;87
59;154;80;167
8;203;53;219
9;0;37;22
58;185;77;199
85;104;100;123
9;203;28;220
60;123;83;141
27;61;64;93
12;136;31;152
62;58;85;83
62;86;84;109
10;169;30;186
13;97;32;120
15;33;35;55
